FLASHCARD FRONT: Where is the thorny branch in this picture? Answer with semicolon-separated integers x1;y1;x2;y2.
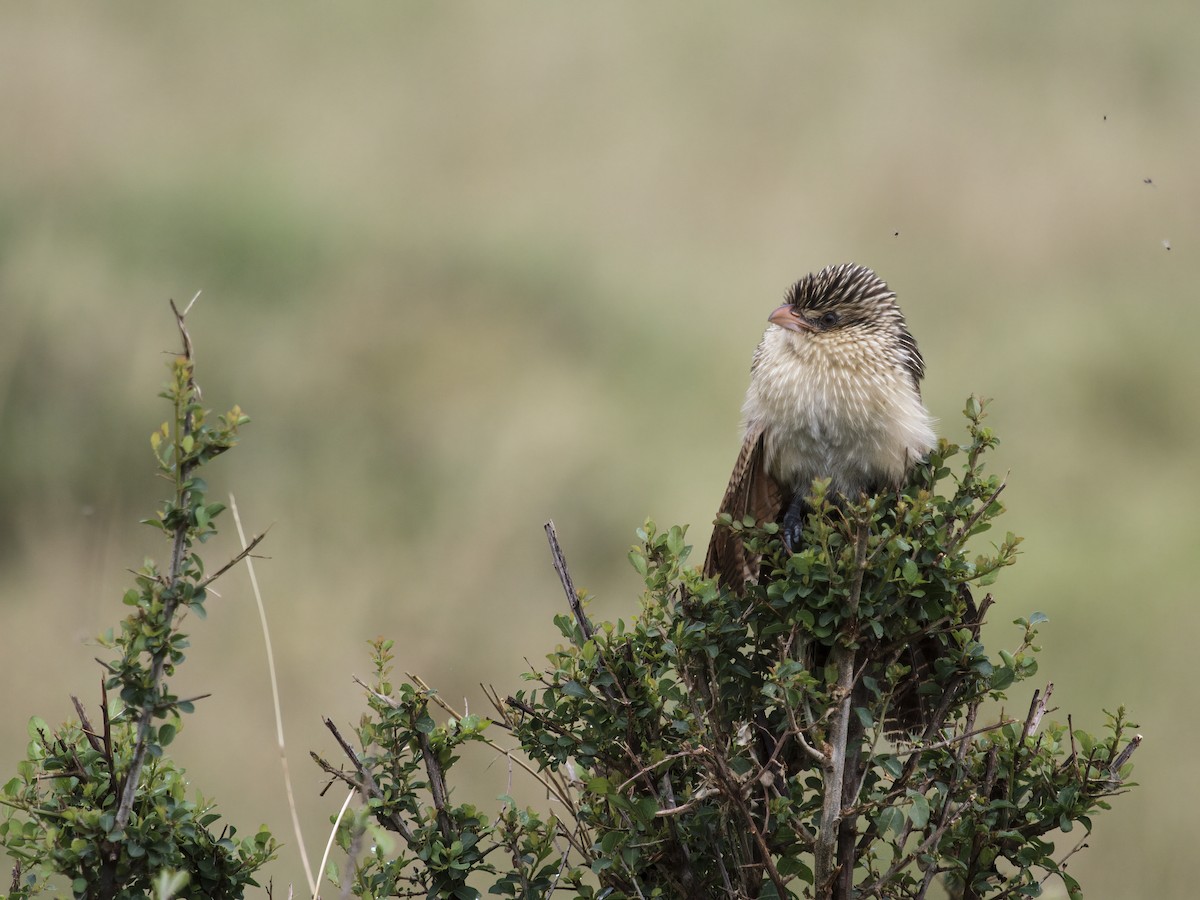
114;301;199;836
196;530;268;589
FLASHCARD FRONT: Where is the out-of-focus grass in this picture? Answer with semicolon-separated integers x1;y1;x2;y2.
1;4;1196;897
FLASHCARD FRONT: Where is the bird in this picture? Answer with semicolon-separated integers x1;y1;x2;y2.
703;262;936;590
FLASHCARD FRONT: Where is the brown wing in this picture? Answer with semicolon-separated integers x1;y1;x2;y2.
703;421;785;591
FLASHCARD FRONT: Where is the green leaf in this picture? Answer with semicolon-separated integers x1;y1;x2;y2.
562;681;589;699
992;667;1015;691
907;791;930;828
776;856;813;883
666;525;685;557
1076;731;1095;754
628;550;648;576
875;806;905;837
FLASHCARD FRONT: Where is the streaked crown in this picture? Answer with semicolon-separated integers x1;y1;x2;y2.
782;263;925;385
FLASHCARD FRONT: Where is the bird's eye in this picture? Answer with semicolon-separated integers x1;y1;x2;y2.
818;311;840;328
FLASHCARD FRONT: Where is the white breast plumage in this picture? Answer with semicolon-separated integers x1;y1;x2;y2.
743;324;936;498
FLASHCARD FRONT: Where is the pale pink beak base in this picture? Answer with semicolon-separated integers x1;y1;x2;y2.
768;304;813;333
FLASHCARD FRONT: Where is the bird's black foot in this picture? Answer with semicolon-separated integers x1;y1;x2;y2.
781;494;812;553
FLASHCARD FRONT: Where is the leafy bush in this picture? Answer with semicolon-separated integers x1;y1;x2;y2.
318;400;1139;899
0;310;1137;900
1;306;276;899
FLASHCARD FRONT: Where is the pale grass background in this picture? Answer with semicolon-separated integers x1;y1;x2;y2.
1;4;1196;897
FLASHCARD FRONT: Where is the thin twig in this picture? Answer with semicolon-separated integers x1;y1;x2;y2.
945;480;1006;556
904;718;1014;757
196;528;269;589
98;676;117;800
546;834;574;896
172;692;213;707
320;718;415;842
615;748;705;794
1037;833;1090;892
70;696;105;755
653;794;710;818
504;696;582;746
1065;714;1081;780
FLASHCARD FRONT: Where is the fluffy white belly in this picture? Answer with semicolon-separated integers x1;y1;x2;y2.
745;351;935;498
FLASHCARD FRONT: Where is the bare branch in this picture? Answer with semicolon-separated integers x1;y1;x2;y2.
814;519;870;900
1020;683;1054;743
544;520;593;642
1107;733;1143;783
416;728;454;844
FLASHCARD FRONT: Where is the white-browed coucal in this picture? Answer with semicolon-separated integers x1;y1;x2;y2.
704;262;936;589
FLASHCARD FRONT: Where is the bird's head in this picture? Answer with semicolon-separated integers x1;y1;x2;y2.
765;263;924;381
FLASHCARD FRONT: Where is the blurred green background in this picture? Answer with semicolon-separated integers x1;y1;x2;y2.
1;4;1195;897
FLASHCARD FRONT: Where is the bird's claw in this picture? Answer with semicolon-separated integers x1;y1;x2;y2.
781;524;802;554
781;502;806;554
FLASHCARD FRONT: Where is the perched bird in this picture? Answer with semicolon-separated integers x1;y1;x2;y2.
704;263;936;589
